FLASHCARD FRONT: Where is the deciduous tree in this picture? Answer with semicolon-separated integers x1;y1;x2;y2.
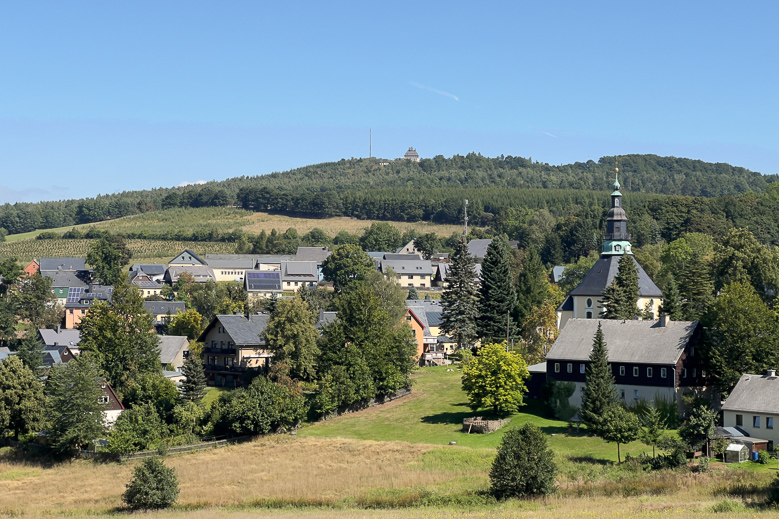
601;406;641;463
87;235;132;286
264;297;320;381
321;244;374;292
461;342;529;415
0;355;45;440
123;457;179;511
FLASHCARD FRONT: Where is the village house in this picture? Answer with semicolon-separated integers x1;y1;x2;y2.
198;313;272;387
379;255;433;289
405;299;453;366
545;317;708;410
157;335;190;371
722;371;779;451
63;285;114;329
143;301;186;328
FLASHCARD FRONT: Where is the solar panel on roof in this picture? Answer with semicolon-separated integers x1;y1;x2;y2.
66;287;84;303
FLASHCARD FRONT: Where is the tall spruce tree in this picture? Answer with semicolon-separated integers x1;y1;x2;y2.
659;276;683;321
440;238;479;350
600;255;640;320
180;354;207;402
580;323;618;435
16;333;45;375
477;236;518;344
679;251;714;321
514;248;549;334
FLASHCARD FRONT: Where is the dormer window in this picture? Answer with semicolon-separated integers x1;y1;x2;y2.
614;245;621;252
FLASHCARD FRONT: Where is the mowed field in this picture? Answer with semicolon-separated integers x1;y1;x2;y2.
0;207;467;263
0;368;776;518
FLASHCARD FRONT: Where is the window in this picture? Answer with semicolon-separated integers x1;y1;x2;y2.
634;390;639;400
754;416;761;428
615;245;622;252
769;417;774;430
690;346;694;356
736;414;743;426
692;368;697;377
615;199;620;207
647;367;653;378
567;363;573;373
586;298;593;308
98;395;109;404
619;366;625;376
615;225;621;233
580;364;585;374
683;368;687;378
620;389;625;399
633;366;639;377
660;368;667;378
586;311;593;319
554;363;560;373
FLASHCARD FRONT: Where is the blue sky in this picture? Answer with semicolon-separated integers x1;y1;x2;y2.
1;1;778;203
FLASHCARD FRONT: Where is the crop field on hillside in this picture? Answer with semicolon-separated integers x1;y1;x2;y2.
0;368;776;518
0;239;236;264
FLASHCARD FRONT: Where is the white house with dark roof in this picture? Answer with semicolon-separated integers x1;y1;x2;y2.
143;301;186;326
244;271;283;299
380;257;433;289
157;335;189;371
198;313;272;387
722;371;779;449
280;261;318;290
164;265;216;284
546;317;708;409
557;173;663;329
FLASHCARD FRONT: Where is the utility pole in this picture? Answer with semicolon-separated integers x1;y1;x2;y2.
463;199;468;237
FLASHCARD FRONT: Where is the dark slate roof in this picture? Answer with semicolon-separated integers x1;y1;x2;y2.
44;270;90;289
436;263;481;283
157;335;188;365
143;301;186;317
546;318;699;365
383;253;422;261
569;255;663;298
315;310;338;329
558;295;574;312
38;328;81;346
722;372;779;414
380;259;433;276
244;271;282;291
467;239;492;259
406;300;443;327
130;263;167;276
528;362;547;374
166;265;216;283
281;261;318;280
295;247;332;264
199;314;270;346
40;257;87;271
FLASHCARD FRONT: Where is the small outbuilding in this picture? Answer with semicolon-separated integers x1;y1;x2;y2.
725;443;749;463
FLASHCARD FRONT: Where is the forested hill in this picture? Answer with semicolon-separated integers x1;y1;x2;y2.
226;153;771;197
0;153;774;236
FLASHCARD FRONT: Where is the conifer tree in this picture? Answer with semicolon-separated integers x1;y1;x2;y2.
180;354;207;402
600;255;640;319
679;251;714;321
580;323;617;435
440;237;479;350
477;236;518;344
514;248;549;334
16;333;45;375
658;276;683;321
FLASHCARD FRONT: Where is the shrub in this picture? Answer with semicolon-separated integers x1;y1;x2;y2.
490;423;556;499
123;457;179;510
757;449;770;465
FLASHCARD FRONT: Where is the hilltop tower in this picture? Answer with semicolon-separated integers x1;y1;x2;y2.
556;169;663;329
403;147;420;162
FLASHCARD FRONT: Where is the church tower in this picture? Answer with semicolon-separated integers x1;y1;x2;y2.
556;168;663;329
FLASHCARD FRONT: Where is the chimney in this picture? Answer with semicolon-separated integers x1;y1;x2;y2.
768;370;777;378
660;314;670;327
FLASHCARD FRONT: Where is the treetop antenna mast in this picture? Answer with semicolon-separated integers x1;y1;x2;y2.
463;199;469;237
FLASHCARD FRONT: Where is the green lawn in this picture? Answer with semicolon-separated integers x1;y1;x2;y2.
300;366;646;463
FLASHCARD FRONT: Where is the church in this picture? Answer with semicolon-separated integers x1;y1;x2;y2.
556;171;664;329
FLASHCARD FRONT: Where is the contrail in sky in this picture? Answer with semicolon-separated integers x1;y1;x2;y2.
529;126;558;138
409;82;460;101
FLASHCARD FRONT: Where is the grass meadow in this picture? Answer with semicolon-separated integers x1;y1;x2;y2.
1;367;778;518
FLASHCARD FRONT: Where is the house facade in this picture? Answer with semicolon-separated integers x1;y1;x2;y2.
198;313;272;387
722;371;779;449
546;317;707;409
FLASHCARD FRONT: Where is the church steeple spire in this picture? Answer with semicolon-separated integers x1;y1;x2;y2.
602;166;632;255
